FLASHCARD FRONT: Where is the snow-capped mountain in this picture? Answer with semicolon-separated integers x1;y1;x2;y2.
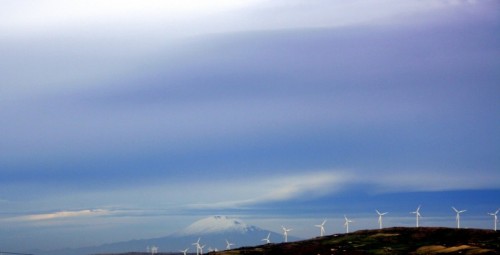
174;215;261;236
166;215;286;251
33;216;294;255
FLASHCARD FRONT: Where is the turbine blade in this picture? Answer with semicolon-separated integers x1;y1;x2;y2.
452;207;458;213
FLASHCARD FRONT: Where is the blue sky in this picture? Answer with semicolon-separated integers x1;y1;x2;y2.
1;0;499;251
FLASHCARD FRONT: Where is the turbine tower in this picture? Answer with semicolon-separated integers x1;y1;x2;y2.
488;209;499;231
282;225;292;242
180;248;189;255
344;215;353;233
225;239;234;250
411;205;422;227
315;219;327;237
376;210;388;229
262;232;271;244
452;207;466;229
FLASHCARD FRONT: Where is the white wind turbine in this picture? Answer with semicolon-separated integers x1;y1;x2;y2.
344;215;353;233
199;244;206;255
452;207;466;229
315;219;327;237
488;209;499;231
376;210;388;229
150;246;158;255
262;232;271;244
225;239;234;250
411;205;422;227
282;226;292;242
180;248;189;255
192;238;201;255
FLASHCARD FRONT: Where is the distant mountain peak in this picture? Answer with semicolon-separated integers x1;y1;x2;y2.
174;215;260;236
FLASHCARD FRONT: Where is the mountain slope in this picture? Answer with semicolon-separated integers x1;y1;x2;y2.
33;216;288;255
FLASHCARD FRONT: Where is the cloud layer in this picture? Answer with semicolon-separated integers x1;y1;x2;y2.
7;209;110;222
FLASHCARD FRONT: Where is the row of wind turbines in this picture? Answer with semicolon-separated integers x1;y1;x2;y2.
289;206;499;241
150;207;499;254
411;206;499;231
181;238;235;255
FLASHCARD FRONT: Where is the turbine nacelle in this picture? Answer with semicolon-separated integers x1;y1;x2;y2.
376;209;388;216
452;207;466;214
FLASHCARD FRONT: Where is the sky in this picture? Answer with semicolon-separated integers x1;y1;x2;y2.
1;0;499;252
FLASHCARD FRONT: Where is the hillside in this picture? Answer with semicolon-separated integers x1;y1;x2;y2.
210;227;500;255
99;227;499;255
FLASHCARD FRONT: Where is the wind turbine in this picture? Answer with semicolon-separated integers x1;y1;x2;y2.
282;225;292;242
452;207;466;229
180;248;189;255
488;209;499;231
225;239;234;250
150;246;158;255
411;205;422;227
376;210;388;229
192;238;201;255
199;244;206;255
262;232;271;244
344;215;353;233
315;219;327;237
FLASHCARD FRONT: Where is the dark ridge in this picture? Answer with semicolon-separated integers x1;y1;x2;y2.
211;227;500;255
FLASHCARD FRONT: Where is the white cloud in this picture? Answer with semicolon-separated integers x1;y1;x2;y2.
186;171;350;209
2;0;489;38
186;167;500;210
7;209;111;222
0;0;264;36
